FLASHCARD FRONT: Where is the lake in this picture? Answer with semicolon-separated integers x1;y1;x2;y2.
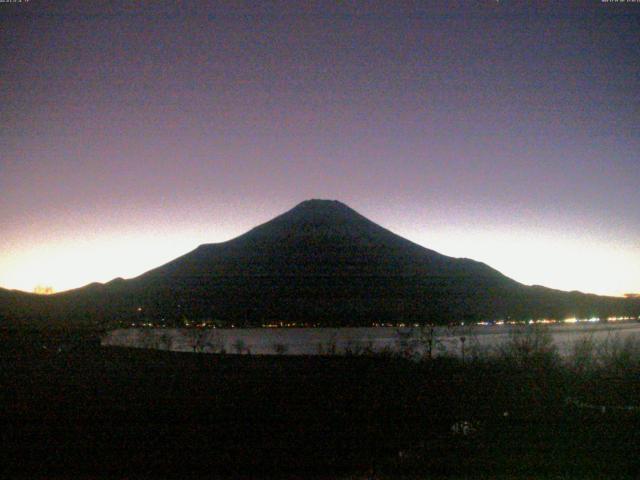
102;321;640;358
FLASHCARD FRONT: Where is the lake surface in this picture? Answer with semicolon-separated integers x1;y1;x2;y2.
102;321;640;358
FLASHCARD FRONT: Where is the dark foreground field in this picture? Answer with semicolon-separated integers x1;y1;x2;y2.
2;330;640;479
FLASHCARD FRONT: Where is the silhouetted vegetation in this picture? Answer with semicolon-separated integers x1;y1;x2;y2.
2;327;640;478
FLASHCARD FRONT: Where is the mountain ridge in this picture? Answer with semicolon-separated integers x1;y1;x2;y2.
1;199;638;329
135;199;513;282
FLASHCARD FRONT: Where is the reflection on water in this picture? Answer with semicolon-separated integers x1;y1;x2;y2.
103;321;640;358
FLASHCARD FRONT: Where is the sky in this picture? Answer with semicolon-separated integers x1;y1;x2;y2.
1;1;639;296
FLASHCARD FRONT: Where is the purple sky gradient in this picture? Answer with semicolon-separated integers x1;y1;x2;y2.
1;1;639;295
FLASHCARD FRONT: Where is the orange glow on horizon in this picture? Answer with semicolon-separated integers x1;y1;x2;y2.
0;217;638;297
0;227;237;294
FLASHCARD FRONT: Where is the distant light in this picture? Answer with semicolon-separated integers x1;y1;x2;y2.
537;319;554;324
564;317;578;324
33;285;55;295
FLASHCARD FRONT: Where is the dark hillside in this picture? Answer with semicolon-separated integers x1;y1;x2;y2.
2;333;639;478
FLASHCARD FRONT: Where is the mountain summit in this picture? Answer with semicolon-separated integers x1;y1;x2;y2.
144;199;502;280
1;200;638;328
226;199;405;244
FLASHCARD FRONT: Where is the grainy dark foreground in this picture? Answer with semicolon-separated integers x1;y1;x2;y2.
2;330;639;479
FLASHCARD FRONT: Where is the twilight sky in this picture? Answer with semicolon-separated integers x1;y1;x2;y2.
1;1;639;296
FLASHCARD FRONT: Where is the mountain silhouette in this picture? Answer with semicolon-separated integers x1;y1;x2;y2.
1;200;638;329
144;199;510;279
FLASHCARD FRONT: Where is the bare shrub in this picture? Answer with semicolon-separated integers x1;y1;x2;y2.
567;333;597;374
317;333;337;355
361;339;375;356
138;329;159;349
183;328;206;353
159;332;174;351
204;330;225;353
342;339;375;356
395;328;417;359
463;333;490;362
232;338;246;354
344;339;360;356
497;325;559;369
416;323;440;360
596;333;640;371
427;324;474;360
272;342;289;355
